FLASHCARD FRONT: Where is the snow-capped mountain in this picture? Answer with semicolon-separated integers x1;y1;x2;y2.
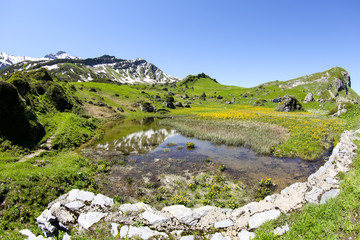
0;51;79;70
0;52;181;84
44;51;80;60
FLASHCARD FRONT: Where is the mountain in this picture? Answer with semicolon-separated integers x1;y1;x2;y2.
44;51;80;60
0;53;180;85
0;51;79;71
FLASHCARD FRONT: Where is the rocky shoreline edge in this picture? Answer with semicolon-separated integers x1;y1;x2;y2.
20;129;360;240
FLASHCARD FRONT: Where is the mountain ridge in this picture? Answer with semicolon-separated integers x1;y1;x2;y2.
0;52;181;85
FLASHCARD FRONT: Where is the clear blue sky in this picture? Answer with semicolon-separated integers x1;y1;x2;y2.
2;0;360;93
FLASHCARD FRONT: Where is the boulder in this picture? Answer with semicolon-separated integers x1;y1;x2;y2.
154;95;162;102
273;224;289;236
119;225;167;239
248;209;281;229
214;219;234;229
163;101;176;109
304;93;313;103
175;102;183;107
320;189;340;204
141;211;170;225
117;107;124;112
276;95;303;112
65;201;85;211
91;193;114;209
140;102;155;112
78;212;107;230
162;205;201;226
238;230;255;240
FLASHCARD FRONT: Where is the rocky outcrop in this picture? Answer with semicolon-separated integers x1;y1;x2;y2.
276;95;303;112
303;93;313;103
22;129;359;239
140;102;155;112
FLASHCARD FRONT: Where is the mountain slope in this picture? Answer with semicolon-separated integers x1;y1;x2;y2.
1;53;180;85
0;51;79;71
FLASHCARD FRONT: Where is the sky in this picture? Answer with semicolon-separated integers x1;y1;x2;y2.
1;0;360;93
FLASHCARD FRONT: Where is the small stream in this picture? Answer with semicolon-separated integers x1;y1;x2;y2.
80;117;326;198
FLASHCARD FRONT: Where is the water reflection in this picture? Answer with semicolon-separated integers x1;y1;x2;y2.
83;117;325;190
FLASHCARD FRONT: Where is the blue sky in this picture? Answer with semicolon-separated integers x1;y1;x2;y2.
1;0;360;93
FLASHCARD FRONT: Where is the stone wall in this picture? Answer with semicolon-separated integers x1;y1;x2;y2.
21;129;360;240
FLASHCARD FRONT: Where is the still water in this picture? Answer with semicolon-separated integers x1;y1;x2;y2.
81;117;325;192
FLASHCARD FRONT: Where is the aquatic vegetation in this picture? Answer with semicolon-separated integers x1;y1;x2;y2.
178;105;345;160
219;164;226;171
186;142;195;149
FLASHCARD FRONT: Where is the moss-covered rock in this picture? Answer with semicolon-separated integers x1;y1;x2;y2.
45;83;73;111
0;81;44;145
276;95;303;112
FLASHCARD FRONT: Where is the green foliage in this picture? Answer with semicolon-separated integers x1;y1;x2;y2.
47;113;98;150
256;178;274;199
186;142;195;149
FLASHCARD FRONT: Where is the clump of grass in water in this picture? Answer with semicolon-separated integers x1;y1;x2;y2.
186;142;195;150
167;142;177;147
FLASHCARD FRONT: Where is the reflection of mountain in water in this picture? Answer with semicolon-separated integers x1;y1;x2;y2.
97;129;178;153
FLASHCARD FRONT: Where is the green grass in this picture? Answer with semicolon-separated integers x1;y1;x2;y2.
0;151;99;239
254;139;360;239
160;117;288;155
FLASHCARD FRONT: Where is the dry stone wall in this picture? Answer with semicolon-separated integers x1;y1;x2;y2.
20;129;360;240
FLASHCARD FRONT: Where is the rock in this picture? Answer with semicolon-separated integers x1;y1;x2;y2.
180;236;195;240
193;205;217;217
304;93;313;103
120;225;167;239
182;94;189;99
36;209;58;236
276;95;303;112
175;102;183;107
217;95;223;99
19;229;36;239
163;101;176;109
248;209;281;229
77;190;95;202
140;102;155;112
162;205;201;226
117;107;124;112
333;78;348;96
91;194;114;208
271;98;282;103
274;223;289;236
317;98;325;103
305;186;323;203
184;103;191;108
243;202;259;214
154;95;162;101
238;230;255;240
320;189;341;204
65;201;85;211
141;211;170;225
55;207;76;225
119;202;155;214
67;190;80;202
214;219;234;229
78;212;107;230
111;223;120;237
210;232;231;240
62;233;71;240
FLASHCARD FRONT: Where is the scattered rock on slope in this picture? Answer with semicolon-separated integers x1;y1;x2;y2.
304;93;313;103
276;95;303;112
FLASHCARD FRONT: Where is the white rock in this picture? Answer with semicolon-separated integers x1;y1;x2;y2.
77;190;95;202
210;232;231;240
305;186;323;203
141;211;169;225
119;202;155;214
180;235;195;240
171;230;183;237
249;209;281;229
111;223;120;237
193;205;217;217
162;205;201;226
91;194;114;208
320;189;341;204
120;225;167;239
36;209;57;234
273;223;289;236
78;212;107;230
19;229;36;239
214;219;234;229
62;232;71;240
238;230;255;240
243;202;259;214
67;189;80;202
65;201;85;211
